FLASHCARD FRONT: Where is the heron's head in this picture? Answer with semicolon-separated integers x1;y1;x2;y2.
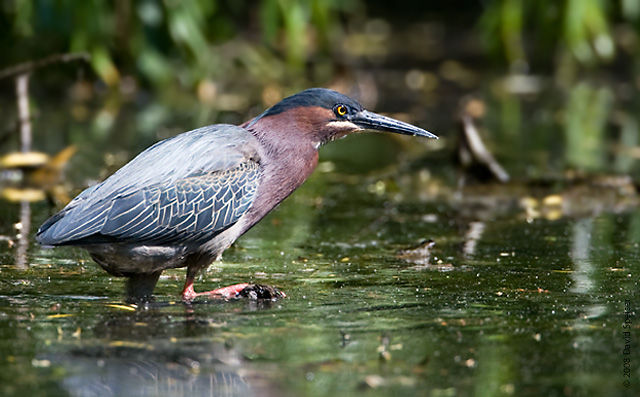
245;88;437;148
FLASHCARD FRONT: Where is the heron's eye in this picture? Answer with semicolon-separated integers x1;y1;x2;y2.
335;105;348;117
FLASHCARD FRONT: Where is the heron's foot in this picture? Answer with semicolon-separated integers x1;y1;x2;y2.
181;283;285;302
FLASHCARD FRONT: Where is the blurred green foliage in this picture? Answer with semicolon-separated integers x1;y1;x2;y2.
0;0;356;90
2;0;639;91
1;0;640;178
480;0;638;71
564;83;613;171
4;1;639;89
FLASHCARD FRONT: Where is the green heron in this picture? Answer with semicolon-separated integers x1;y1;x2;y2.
36;88;437;302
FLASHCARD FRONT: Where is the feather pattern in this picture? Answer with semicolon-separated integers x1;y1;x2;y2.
37;125;262;246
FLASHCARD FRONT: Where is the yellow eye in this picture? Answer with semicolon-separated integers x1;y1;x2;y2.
336;105;347;116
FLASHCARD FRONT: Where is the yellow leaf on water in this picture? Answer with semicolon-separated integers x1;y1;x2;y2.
108;341;154;350
107;304;137;311
46;313;74;319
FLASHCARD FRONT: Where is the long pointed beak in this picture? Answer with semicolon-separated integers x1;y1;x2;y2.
352;110;438;139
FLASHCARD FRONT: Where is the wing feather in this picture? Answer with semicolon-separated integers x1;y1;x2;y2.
36;125;262;246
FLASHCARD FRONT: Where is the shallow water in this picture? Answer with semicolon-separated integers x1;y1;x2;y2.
1;156;638;396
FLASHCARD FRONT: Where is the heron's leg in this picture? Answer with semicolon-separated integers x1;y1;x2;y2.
125;271;162;303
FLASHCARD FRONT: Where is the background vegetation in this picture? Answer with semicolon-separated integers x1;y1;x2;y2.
1;0;639;178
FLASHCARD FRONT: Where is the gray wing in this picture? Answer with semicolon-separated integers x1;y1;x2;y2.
37;125;262;246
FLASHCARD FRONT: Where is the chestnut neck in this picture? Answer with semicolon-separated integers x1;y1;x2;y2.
238;107;324;228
